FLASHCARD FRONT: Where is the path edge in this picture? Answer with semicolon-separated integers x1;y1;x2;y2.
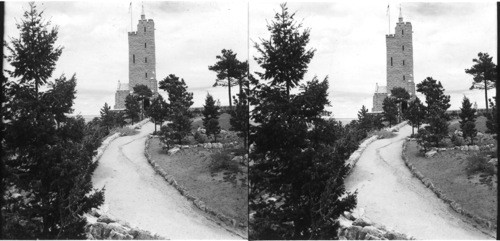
144;135;247;239
401;139;497;236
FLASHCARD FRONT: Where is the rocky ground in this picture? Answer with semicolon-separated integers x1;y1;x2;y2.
91;122;240;239
344;124;493;240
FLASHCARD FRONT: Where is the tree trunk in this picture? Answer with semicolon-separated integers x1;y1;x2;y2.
154;121;157;133
286;82;290;100
412;125;414;136
484;79;489;113
228;77;232;110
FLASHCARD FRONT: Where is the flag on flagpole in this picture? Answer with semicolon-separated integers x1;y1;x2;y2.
129;2;132;12
386;4;389;16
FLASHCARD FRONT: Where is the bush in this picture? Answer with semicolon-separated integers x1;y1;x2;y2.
209;151;240;173
117;127;138;136
450;134;464;146
194;131;208;144
375;130;396;139
465;154;495;176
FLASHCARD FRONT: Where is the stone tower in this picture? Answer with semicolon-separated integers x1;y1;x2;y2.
115;6;157;109
372;8;416;112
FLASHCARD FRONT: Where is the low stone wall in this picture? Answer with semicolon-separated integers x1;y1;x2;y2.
92;133;121;163
401;140;497;232
144;136;246;238
346;122;407;174
84;210;164;240
130;118;150;129
338;209;415;240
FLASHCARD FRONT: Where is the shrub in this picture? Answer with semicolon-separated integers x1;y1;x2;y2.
375;130;396;139
209;151;240;173
117;127;138;136
465;154;495;176
416;129;433;153
194;131;208;144
450;134;464;146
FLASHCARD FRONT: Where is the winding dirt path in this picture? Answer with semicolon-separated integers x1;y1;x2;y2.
92;122;240;239
344;124;493;240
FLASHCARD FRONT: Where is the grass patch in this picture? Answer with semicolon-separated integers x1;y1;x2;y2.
466;154;496;176
375;130;397;139
210;151;240;173
117;127;138;136
405;140;497;228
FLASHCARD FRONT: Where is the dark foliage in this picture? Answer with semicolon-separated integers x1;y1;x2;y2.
125;94;141;124
459;96;477;145
485;97;497;134
382;97;398;127
202;93;221;142
465;52;496;112
404;97;425;136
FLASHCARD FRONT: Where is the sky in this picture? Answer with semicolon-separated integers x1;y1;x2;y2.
4;1;497;118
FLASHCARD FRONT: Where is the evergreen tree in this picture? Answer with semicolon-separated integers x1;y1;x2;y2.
250;4;356;239
125;94;141;124
253;3;315;99
208;49;247;109
147;95;168;133
100;102;114;132
404;97;425;136
465;52;496;112
230;88;249;148
416;77;451;147
382;97;398;127
202;93;221;142
357;105;372;134
459;96;477;145
159;74;193;144
486;97;497;134
3;4;104;237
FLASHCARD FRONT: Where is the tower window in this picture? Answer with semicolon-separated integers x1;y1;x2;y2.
402;45;404;51
145;72;148;78
403;75;405;81
133;54;135;63
144;27;146;33
145;43;147;48
145;57;147;63
391;57;393;66
403;60;405;66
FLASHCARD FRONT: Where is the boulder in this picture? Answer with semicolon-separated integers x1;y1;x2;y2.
343;211;356;221
346;225;363;240
471;145;480;151
488;158;498;166
108;222;128;234
425;150;437;158
168;147;180;155
232;156;243;163
181;145;190;149
338;215;353;228
89;222;108;239
351;208;365;220
204;143;213;149
353;216;373;227
97;213;116;224
362;226;384;238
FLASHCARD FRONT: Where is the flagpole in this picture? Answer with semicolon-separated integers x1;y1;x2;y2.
130;2;133;32
388;4;390;34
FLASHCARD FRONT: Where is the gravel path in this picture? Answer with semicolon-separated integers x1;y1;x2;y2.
344;124;493;240
92;122;240;239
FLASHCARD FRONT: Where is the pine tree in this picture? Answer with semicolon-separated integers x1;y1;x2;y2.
390;87;410;122
404;97;425;136
202;93;221;142
459;96;477;145
208;49;247;109
382;97;398;127
416;77;451;147
230;90;249;148
357;105;372;134
125;94;141;124
486;97;497;134
147;95;168;133
465;52;496;112
3;5;104;236
100;102;114;132
253;3;315;99
159;74;193;144
250;4;356;239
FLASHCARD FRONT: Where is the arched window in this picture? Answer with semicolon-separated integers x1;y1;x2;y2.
391;57;393;66
133;54;135;63
402;45;404;51
145;43;147;48
145;57;147;63
403;60;405;66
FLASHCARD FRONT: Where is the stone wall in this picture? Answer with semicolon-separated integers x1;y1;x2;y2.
114;89;129;110
338;209;415;240
401;140;497;233
84;210;164;240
